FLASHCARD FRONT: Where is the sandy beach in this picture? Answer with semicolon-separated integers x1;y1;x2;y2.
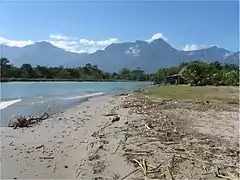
0;91;239;179
0;95;135;179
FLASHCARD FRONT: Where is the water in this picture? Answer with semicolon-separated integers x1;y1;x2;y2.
0;81;150;126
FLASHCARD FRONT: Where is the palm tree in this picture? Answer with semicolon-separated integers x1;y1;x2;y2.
224;63;239;71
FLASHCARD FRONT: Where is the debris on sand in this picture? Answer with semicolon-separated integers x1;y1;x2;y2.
8;102;55;129
103;113;118;117
35;144;45;149
92;160;106;174
39;156;54;160
120;94;240;179
111;116;120;123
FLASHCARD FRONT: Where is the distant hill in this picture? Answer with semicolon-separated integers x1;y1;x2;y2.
224;51;240;65
2;38;239;72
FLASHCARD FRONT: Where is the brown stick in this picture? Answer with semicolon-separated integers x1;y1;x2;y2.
124;149;153;153
35;144;44;149
179;169;188;180
39;156;54;160
121;169;139;180
167;166;174;180
132;159;147;176
123;152;153;156
53;163;57;173
214;167;237;180
103;113;118;116
145;123;151;130
113;140;123;154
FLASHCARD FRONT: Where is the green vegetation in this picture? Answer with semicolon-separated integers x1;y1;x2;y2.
144;85;239;102
152;61;239;86
149;61;239;102
0;58;151;82
1;58;239;87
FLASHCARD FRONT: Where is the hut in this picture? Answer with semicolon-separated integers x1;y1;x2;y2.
164;66;187;85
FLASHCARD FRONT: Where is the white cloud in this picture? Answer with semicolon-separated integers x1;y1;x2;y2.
47;40;80;52
0;37;34;47
0;35;119;53
47;34;118;53
78;39;95;45
96;38;118;46
49;34;72;40
182;44;210;51
147;33;168;42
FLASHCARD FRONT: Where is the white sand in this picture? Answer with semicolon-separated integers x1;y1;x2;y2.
0;95;135;179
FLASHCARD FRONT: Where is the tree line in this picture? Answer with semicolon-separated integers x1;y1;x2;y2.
0;58;151;82
152;61;239;86
1;57;239;86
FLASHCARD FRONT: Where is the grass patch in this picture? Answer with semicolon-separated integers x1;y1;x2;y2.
144;85;239;102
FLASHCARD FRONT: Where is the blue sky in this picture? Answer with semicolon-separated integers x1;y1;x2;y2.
0;1;239;53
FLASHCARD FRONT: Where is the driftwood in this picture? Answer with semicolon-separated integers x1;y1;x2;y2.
8;101;55;129
121;169;139;180
103;113;118;117
35;144;45;149
39;156;54;160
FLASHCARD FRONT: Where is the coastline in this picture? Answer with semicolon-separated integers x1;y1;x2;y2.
0;90;239;179
0;78;150;83
0;93;106;127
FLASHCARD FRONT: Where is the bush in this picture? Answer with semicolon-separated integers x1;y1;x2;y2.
153;61;239;86
223;71;239;86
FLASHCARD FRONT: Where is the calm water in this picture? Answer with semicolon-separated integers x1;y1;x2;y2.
0;81;150;126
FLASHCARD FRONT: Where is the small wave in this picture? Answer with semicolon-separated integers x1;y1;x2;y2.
62;92;105;100
0;99;22;110
31;101;46;105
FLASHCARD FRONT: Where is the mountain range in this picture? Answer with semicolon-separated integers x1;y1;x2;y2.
2;38;239;72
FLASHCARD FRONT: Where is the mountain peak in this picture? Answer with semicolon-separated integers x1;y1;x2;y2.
209;45;218;49
150;38;166;43
22;41;54;48
34;41;54;46
149;38;171;47
149;38;176;51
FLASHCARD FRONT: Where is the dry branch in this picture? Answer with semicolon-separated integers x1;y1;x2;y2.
103;113;118;116
214;167;238;180
121;169;139;180
167;166;174;180
113;140;123;154
132;158;147;176
8;101;55;129
39;156;54;160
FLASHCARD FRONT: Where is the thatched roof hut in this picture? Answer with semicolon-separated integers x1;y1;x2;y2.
164;66;187;85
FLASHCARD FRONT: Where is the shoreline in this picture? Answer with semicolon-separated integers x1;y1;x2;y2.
0;78;150;83
0;93;108;127
0;91;239;179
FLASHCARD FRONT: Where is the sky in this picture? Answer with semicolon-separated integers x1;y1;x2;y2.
0;0;239;53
